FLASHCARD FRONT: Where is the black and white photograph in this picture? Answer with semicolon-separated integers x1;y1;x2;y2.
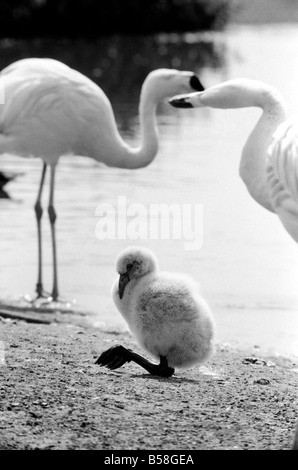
0;0;297;453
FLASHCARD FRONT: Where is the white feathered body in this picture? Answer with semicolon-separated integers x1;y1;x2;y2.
0;58;124;165
267;120;298;243
112;271;215;369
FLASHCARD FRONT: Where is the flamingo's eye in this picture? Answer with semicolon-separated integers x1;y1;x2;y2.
126;263;133;271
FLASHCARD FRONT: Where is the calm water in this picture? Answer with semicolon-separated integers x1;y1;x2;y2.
1;24;298;358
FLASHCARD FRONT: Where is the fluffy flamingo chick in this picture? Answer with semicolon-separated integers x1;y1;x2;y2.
96;246;215;377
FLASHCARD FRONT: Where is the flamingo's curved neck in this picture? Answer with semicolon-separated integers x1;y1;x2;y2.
239;88;287;211
200;80;287;211
114;85;160;170
136;89;159;168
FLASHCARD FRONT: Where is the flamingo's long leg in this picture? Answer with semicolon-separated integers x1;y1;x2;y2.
48;165;59;301
34;163;47;298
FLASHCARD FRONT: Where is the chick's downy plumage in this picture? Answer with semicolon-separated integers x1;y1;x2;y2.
96;247;215;376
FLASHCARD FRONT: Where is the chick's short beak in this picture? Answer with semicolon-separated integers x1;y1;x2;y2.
118;272;131;299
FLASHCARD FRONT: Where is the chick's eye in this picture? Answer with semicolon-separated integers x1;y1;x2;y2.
126;263;133;270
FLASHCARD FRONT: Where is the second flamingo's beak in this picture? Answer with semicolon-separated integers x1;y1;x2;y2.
118;272;131;299
169;91;205;109
169;95;194;108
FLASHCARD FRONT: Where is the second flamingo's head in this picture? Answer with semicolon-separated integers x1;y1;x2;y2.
168;79;287;110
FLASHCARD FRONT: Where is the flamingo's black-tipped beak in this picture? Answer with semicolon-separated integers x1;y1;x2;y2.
118;272;130;299
190;75;204;92
168;96;194;108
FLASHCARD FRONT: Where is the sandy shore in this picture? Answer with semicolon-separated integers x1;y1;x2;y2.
0;311;297;451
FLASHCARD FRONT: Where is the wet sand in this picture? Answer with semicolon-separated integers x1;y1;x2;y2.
0;313;297;450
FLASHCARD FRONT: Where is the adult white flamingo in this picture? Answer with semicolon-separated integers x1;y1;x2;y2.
0;58;203;302
169;79;298;244
169;79;298;449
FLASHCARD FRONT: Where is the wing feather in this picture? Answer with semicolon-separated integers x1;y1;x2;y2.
267;120;298;242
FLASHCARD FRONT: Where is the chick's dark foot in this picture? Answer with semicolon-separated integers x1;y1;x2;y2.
95;346;175;377
95;345;132;370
